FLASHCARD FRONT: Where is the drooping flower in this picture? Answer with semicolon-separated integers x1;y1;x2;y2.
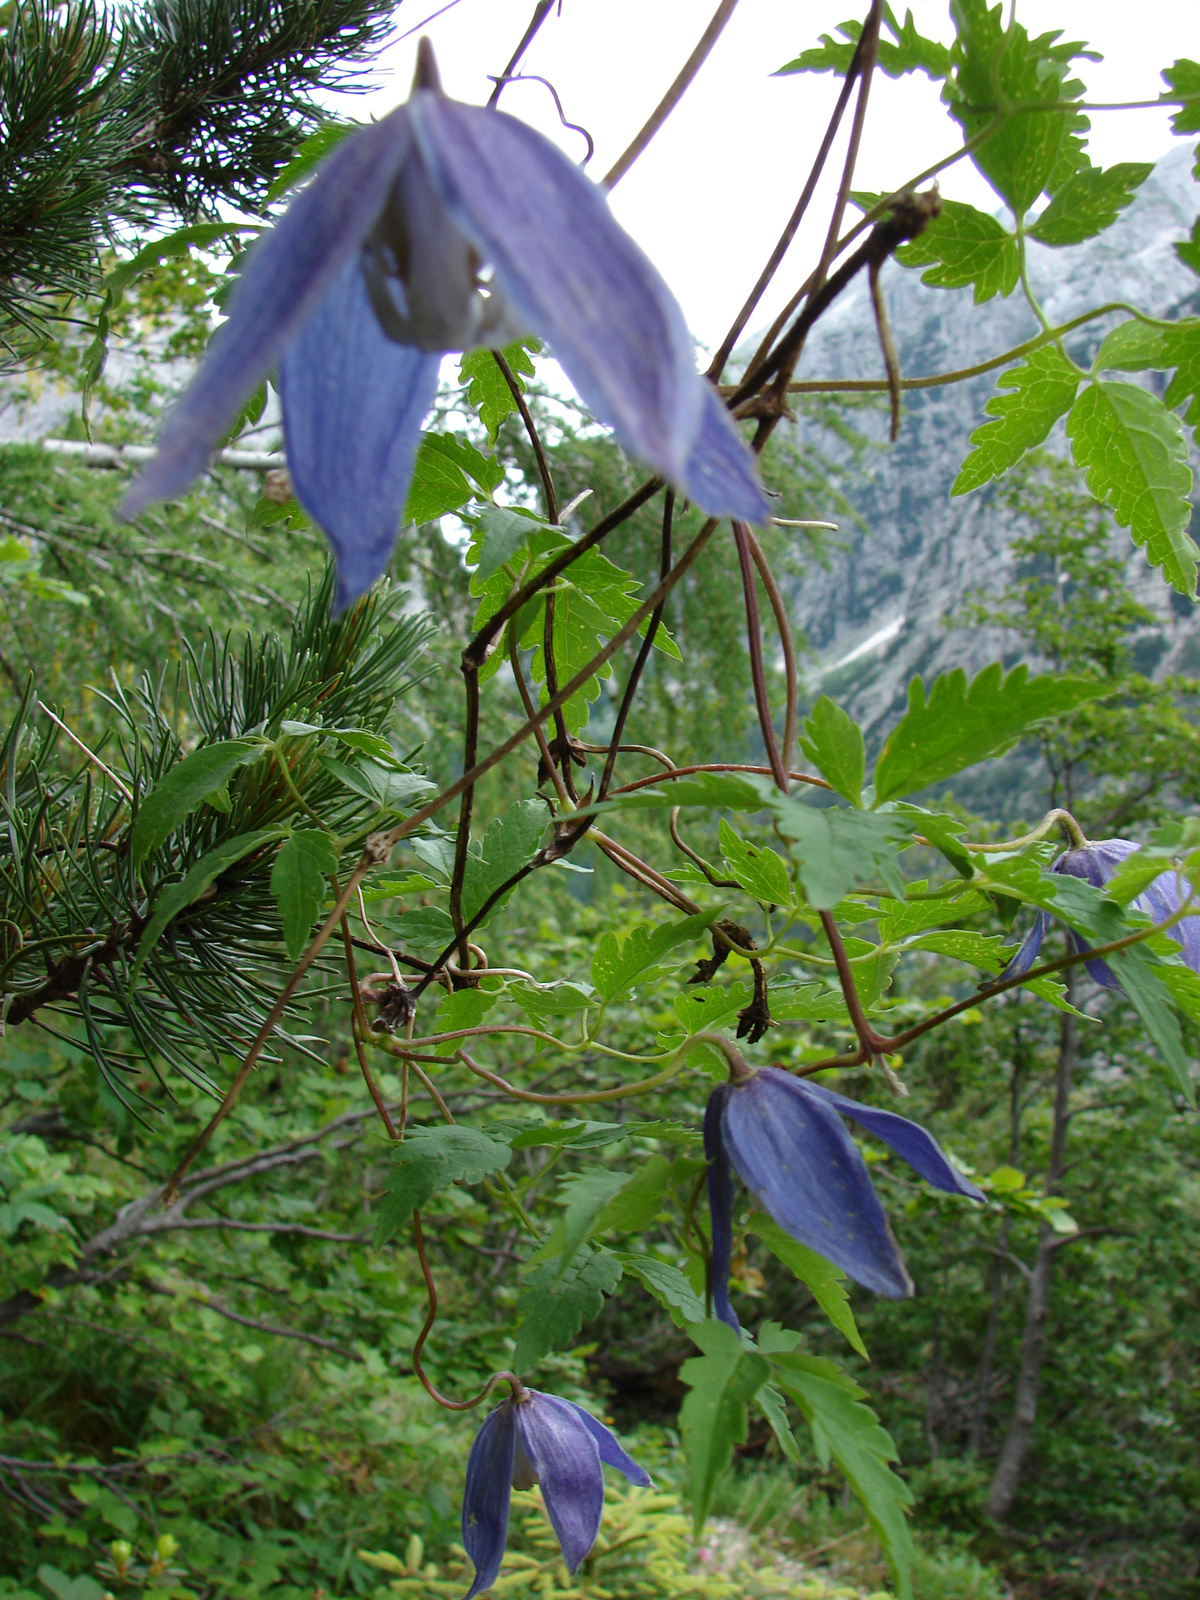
1001;837;1200;990
461;1388;650;1599
705;1067;984;1322
123;40;769;611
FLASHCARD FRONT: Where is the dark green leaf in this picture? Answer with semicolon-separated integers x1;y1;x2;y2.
771;1347;914;1600
590;911;715;1001
404;433;504;524
776;8;950;80
799;695;865;805
132;740;262;867
467;505;544;584
873;664;1109;803
458;337;540;441
132;827;283;980
266;120;356;201
1067;381;1197;597
679;1318;771;1533
512;1246;622;1372
756;1384;801;1464
748;1213;868;1358
952;346;1081;494
765;796;912;909
270;829;339;961
387;906;456;953
592;1155;675;1235
372;1127;512;1247
461;797;550;926
614;1252;707;1328
718;818;793;905
1029;163;1152;245
896;200;1019;302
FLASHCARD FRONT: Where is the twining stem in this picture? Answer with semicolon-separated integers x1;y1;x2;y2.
741;525;798;777
709;10;871;379
494;350;558;522
598;490;673;801
448;662;480;968
456;1030;745;1105
608;761;831;799
733;520;789;793
487;0;555;108
603;0;740;189
338;892;398;1140
412;1209;523;1409
869;257;902;440
819;908;888;1059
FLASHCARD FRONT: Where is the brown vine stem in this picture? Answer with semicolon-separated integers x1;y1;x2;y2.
602;0;740;189
486;0;555;107
708;14;869;379
733;520;789;793
338;895;398;1141
741;526;798;777
412;1209;523;1409
609;761;831;799
818;908;888;1060
869;256;902;440
598;490;673;802
494;350;557;523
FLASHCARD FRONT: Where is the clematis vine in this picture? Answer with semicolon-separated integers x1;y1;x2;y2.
705;1066;984;1321
1001;836;1200;990
461;1385;650;1599
123;39;769;610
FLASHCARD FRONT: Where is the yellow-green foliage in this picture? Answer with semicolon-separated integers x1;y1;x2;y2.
361;1481;890;1600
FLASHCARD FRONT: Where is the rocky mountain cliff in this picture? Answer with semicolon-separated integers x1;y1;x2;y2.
785;144;1200;769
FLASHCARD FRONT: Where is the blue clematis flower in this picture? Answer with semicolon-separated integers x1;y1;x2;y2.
705;1067;984;1321
461;1387;650;1599
123;40;769;611
1001;837;1200;991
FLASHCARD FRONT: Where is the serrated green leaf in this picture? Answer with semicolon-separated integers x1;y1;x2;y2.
1163;58;1200;175
131;827;283;981
431;988;497;1054
719;818;793;906
512;1246;622;1372
1092;319;1169;373
896;200;1020;301
554;1170;630;1272
387;906;456;952
614;1252;707;1327
874;664;1109;803
748;1213;868;1358
771;1350;913;1600
1067;381;1197;597
266;120;356;201
1029;162;1152;245
467;505;545;584
372;1127;512;1247
944;0;1091;215
270;829;339;960
317;753;435;812
765;796;912;909
510;982;596;1023
776;8;950;80
952;347;1081;495
460;798;550;927
404;432;504;525
458;337;540;441
756;1384;801;1463
590;911;714;1002
680;1319;771;1533
593;1155;675;1236
799;695;865;805
1176;218;1200;277
673;981;754;1038
132;740;263;868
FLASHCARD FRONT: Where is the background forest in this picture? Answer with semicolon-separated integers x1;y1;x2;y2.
2;3;1200;1600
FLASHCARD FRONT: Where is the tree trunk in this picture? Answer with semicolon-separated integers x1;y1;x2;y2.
986;985;1076;1520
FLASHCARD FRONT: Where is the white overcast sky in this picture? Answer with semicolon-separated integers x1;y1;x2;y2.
329;0;1198;351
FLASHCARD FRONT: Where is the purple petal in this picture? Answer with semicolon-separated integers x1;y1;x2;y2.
999;910;1049;981
462;1400;517;1600
562;1402;652;1488
683;379;771;523
124;109;414;518
704;1084;740;1329
278;252;441;611
722;1067;913;1299
1134;870;1200;975
517;1393;604;1574
1055;838;1139;888
410;94;702;485
802;1081;985;1200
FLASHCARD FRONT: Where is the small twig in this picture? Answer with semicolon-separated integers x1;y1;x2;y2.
741;525;798;777
487;0;555;107
603;0;740;189
869;257;902;440
598;491;673;801
411;1209;522;1408
733;520;789;792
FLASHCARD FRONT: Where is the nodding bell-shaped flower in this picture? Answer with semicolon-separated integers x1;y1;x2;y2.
461;1388;650;1599
123;39;770;612
1001;837;1200;991
705;1067;984;1321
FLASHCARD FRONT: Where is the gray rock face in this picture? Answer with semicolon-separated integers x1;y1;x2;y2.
784;143;1200;751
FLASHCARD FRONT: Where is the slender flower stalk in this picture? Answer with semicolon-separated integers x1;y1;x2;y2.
123;39;769;610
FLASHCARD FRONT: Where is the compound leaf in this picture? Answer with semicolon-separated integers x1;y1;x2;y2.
372;1127;512;1247
679;1319;771;1533
512;1246;622;1373
896;200;1019;302
748;1213;868;1359
952;346;1081;495
1029;162;1153;245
